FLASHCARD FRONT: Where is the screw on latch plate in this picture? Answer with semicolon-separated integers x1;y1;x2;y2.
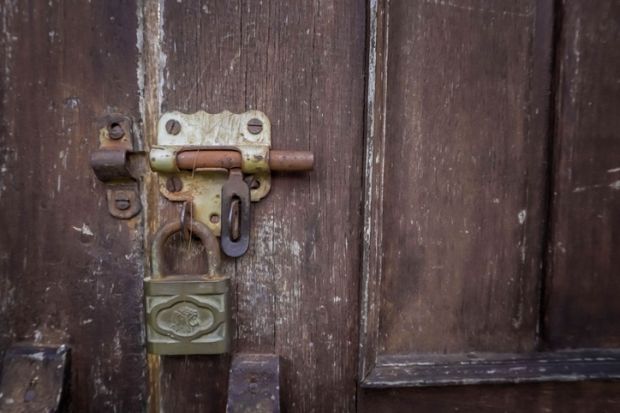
165;119;182;135
166;176;183;193
107;122;125;140
247;118;263;135
114;192;131;210
90;113;142;219
105;188;141;219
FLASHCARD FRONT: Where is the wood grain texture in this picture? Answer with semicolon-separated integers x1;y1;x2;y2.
364;0;553;356
0;1;146;411
360;381;620;413
359;0;389;381
359;0;620;409
544;0;620;349
152;0;367;411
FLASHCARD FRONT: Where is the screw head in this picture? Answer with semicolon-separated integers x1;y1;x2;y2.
114;198;131;211
113;191;132;211
247;118;263;135
166;176;183;193
166;119;182;135
108;122;125;140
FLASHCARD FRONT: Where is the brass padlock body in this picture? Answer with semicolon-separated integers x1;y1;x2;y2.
145;276;231;355
145;220;231;355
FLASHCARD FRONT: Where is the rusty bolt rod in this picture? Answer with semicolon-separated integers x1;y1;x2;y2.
268;150;314;171
176;150;314;172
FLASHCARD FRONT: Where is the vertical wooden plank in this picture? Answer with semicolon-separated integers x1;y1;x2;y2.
359;0;389;379
270;2;365;410
371;0;553;355
545;0;620;348
153;2;241;411
140;1;165;409
0;1;146;411
155;0;366;411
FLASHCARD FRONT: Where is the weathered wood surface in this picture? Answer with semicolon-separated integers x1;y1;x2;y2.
0;1;147;412
364;350;620;388
544;0;620;349
362;0;553;359
359;0;620;410
360;381;620;413
144;1;367;412
0;0;618;411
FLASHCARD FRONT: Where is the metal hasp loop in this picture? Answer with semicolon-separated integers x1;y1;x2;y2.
221;169;251;257
90;113;142;219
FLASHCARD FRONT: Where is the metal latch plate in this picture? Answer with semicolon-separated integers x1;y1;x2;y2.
150;110;271;235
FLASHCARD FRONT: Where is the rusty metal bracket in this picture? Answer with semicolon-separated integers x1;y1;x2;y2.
148;110;313;257
0;343;70;413
149;110;273;237
90;113;142;219
226;354;281;413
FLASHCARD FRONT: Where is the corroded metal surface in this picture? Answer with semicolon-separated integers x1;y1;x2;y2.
90;113;141;219
150;110;273;236
226;354;280;413
176;150;314;172
0;344;70;413
267;150;314;172
221;169;251;257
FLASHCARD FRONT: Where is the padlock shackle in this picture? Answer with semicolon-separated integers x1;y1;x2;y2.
151;219;221;278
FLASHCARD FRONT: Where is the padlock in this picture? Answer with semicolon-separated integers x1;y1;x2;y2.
144;219;231;355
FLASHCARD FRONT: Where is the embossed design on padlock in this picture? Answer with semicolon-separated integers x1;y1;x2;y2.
144;219;231;355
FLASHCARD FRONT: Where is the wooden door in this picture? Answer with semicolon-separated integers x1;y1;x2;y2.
358;0;620;411
0;1;618;412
